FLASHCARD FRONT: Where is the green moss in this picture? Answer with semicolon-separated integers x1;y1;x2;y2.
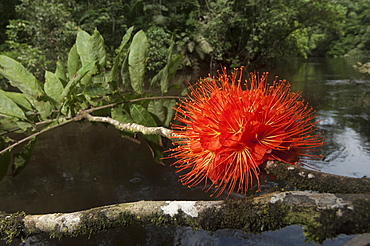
282;206;319;226
267;163;370;194
198;197;290;233
149;213;173;227
304;198;370;243
148;211;200;231
49;210;136;239
0;211;26;243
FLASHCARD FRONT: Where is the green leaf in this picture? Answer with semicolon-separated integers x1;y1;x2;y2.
168;55;184;79
147;100;166;124
83;84;111;98
76;29;96;85
68;44;79;80
55;60;67;85
128;30;147;94
61;61;96;99
16;121;33;131
195;35;213;54
150;67;165;88
162;99;177;127
159;66;169;94
150;30;184;94
111;26;134;86
151;55;184;94
157;55;184;94
0;55;44;98
27;98;53;120
45;71;64;107
0;89;27;119
130;104;156;127
76;29;93;67
130;103;163;163
91;72;111;90
76;29;106;67
111;107;134;124
145;134;163;164
120;57;130;90
90;29;107;68
12;137;37;176
1;90;33;111
0;118;20;132
116;26;134;55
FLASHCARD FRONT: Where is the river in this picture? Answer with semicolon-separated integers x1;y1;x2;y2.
0;57;369;245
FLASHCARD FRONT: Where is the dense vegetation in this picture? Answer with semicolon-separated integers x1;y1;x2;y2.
0;0;369;76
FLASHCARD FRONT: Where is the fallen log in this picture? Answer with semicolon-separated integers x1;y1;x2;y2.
1;190;370;244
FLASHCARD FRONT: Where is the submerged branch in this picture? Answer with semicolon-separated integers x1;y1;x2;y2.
1;191;370;243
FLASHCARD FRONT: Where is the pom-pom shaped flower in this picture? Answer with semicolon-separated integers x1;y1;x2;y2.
169;68;324;197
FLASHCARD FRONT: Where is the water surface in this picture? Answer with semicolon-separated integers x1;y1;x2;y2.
268;58;370;178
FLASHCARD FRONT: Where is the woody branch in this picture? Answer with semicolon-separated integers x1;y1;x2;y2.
1;191;369;243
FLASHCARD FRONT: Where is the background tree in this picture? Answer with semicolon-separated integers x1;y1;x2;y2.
322;0;370;57
0;0;18;46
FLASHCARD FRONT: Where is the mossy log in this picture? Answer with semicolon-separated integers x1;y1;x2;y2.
1;191;370;244
264;161;370;194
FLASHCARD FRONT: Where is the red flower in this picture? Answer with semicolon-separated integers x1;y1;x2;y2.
169;67;324;197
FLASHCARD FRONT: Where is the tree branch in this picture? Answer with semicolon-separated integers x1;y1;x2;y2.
0;96;181;154
82;112;176;138
0;118;74;155
1;191;369;243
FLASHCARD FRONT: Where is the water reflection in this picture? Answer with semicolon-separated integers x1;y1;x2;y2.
268;58;370;178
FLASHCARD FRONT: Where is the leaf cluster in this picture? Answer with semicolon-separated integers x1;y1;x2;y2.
0;27;184;181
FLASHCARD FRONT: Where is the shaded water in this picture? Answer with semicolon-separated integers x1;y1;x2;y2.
0;58;369;245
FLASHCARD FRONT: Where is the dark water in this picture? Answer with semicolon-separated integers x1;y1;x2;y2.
0;58;369;245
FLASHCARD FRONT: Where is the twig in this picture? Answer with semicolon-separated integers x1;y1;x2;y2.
0;118;75;155
82;112;176;138
0;117;68;137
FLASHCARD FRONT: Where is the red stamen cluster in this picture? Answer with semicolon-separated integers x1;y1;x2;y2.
169;68;324;197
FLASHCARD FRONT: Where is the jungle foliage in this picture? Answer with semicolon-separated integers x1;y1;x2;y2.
0;0;369;77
